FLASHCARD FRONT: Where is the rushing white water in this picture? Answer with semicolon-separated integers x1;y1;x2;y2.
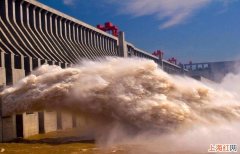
1;57;240;153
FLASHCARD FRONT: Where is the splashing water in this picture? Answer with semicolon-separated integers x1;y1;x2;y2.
1;57;240;153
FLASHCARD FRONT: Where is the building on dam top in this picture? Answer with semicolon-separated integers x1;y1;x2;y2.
185;60;240;82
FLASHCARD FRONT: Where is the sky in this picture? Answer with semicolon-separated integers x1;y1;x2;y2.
38;0;240;63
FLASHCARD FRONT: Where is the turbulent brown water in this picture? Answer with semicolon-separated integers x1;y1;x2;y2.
1;57;240;153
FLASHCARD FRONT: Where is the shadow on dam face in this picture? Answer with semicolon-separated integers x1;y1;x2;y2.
16;114;23;138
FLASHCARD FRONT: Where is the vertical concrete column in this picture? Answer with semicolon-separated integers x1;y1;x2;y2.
59;18;63;37
76;25;80;43
10;53;15;69
89;31;93;47
94;33;102;56
29;57;33;72
72;23;76;41
118;31;128;58
88;30;95;53
99;35;104;53
43;110;57;133
131;49;134;57
110;40;114;54
68;21;71;40
63;20;67;39
158;52;164;69
0;52;5;68
0;52;6;86
2;114;16;142
105;38;109;53
37;58;41;66
93;31;97;48
180;64;185;75
107;38;113;55
102;36;105;51
22;112;39;138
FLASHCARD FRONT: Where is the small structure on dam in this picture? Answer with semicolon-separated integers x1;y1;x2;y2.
0;0;187;142
185;60;240;82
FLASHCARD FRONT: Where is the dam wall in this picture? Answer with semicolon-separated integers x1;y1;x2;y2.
0;0;187;142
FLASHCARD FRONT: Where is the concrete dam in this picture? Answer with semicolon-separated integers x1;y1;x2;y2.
0;0;187;142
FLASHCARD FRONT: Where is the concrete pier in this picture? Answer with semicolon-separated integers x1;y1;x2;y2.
22;112;39;138
61;112;73;130
38;111;57;134
2;115;16;141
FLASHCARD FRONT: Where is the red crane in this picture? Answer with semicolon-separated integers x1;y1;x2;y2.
168;57;177;65
152;50;164;58
97;22;119;37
